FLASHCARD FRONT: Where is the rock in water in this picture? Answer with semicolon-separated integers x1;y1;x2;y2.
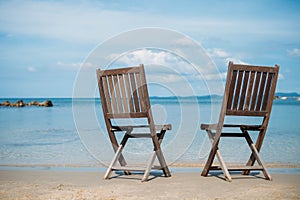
38;100;53;107
10;100;26;107
0;100;11;106
0;99;53;107
27;100;39;106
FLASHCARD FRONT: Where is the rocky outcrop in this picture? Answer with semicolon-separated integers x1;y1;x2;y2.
10;100;26;107
37;100;53;107
0;101;11;106
0;100;53;107
27;100;39;106
0;100;26;107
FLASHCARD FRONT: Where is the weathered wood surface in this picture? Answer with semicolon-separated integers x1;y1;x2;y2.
97;64;172;182
200;61;279;182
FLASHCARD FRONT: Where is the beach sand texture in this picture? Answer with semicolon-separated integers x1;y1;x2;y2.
0;170;299;200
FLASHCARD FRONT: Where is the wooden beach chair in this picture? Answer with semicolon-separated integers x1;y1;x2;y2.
200;61;279;181
96;64;172;182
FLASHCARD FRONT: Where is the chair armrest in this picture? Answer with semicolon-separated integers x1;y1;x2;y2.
223;124;263;130
111;124;172;131
240;125;263;131
155;124;172;131
200;123;218;130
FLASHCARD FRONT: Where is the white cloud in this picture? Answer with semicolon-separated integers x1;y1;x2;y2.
108;49;198;75
107;48;227;85
278;73;284;80
225;57;249;65
114;49;179;66
148;74;183;84
287;48;300;57
207;48;230;58
206;48;249;69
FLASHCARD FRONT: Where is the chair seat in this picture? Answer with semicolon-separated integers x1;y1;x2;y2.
111;124;172;131
201;123;263;131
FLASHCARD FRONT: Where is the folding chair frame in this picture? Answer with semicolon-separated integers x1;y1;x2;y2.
97;64;171;182
201;61;279;181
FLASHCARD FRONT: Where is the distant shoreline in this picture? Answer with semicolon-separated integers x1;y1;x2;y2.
0;92;299;100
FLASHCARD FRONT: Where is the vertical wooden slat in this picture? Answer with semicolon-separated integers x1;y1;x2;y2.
114;74;123;113
135;73;146;112
261;72;274;111
227;70;238;110
102;76;112;113
244;71;255;110
130;73;140;112
250;72;261;110
124;73;134;113
255;72;267;111
239;71;250;110
119;74;129;113
108;75;117;114
139;64;151;113
232;70;244;110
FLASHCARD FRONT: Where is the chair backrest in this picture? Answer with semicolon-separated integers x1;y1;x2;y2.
97;64;151;119
223;62;279;117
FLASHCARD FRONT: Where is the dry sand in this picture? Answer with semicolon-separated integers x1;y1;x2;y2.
0;169;299;199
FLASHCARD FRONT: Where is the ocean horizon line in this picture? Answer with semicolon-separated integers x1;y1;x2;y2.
1;92;299;100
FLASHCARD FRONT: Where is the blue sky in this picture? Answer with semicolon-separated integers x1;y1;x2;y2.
0;0;299;97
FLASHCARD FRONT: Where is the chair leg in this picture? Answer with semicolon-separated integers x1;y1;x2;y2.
142;149;171;182
108;130;129;172
207;131;232;181
156;148;171;177
104;144;124;179
156;131;171;178
216;150;232;182
250;142;272;180
142;150;157;182
142;130;171;182
104;134;130;179
201;144;218;177
201;130;219;176
242;129;266;175
243;131;272;180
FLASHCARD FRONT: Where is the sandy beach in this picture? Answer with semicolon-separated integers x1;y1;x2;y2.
0;169;299;200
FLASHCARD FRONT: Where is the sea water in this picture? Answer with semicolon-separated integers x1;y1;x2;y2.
0;97;299;167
